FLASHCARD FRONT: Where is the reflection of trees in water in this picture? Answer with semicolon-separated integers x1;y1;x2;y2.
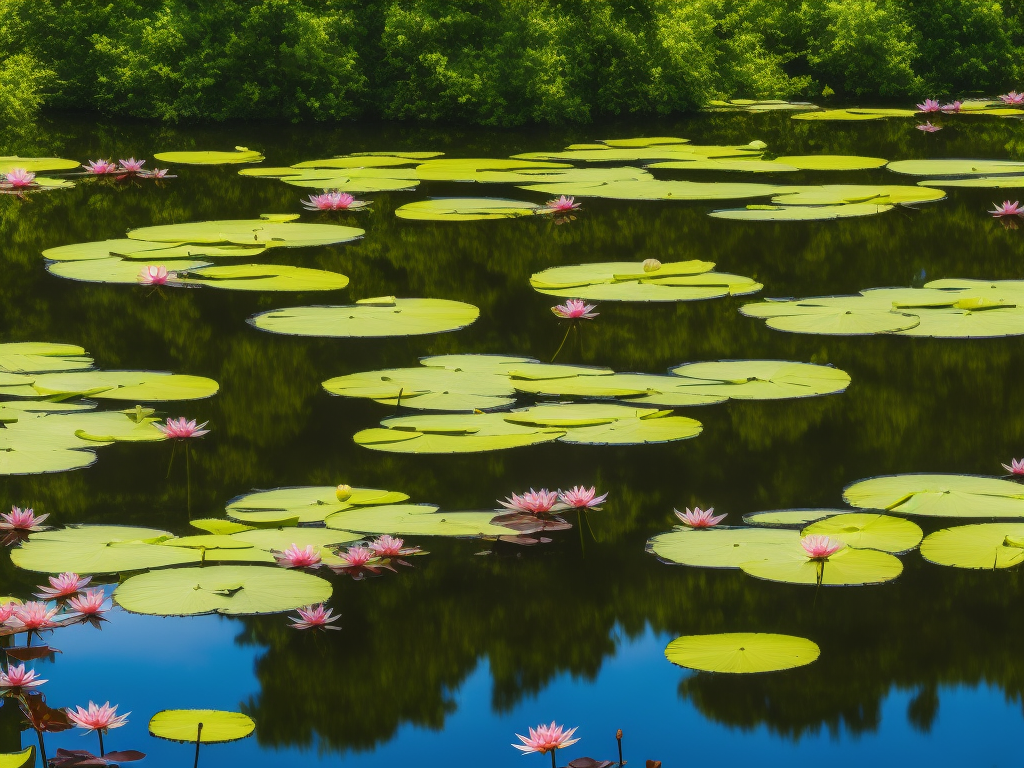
2;114;1024;751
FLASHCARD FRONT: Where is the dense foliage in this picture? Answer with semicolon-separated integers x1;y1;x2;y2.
0;0;1022;124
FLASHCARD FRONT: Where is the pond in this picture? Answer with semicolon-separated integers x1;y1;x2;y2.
2;109;1024;767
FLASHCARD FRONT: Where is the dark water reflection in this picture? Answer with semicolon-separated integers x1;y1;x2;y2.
2;111;1024;764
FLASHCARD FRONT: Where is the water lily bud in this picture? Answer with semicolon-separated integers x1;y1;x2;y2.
642;258;662;272
335;484;352;502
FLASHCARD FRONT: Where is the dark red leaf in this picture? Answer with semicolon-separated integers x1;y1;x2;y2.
568;759;615;768
99;750;146;762
5;646;61;661
21;692;72;733
646;761;662;768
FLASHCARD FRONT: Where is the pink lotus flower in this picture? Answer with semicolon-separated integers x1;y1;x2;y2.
1003;458;1024;475
144;168;170;179
1000;92;1024;105
0;602;18;623
117;158;145;173
302;191;359;211
368;535;407;557
4;168;36;188
558;486;608;509
155;417;209;439
513;721;580;755
35;572;91;600
551;299;598;320
675;507;726;528
137;265;176;285
289;603;340;631
0;506;49;531
941;100;962;113
83;160;117;175
545;195;580;212
916;99;941;112
801;534;843;559
274;544;322;569
6;601;60;632
916;121;941;132
990;200;1024;217
66;589;109;616
338;545;373;568
501;489;560;515
67;702;129;733
0;664;46;690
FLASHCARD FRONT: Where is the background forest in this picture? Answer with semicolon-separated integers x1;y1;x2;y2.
1;0;1023;126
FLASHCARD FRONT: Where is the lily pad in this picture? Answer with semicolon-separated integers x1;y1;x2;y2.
249;298;478;338
12;529;201;574
356;412;565;454
47;257;211;284
917;175;1024;188
323;366;515;412
770;185;945;206
0;748;34;768
126;220;364;248
668;360;851;399
652;155;887;172
149;710;255;744
665;633;819;673
42;239;181;262
887;159;1024;177
230;527;362;551
414;158;569;181
29;371;219;401
647;527;799;568
791;108;916;121
513;142;767;163
177;263;349;292
511;373;724;406
153;147;264;165
802;513;922;553
843;474;1024;518
0;342;92;373
325;504;512;537
290;154;438;168
114;565;332;616
742;509;840;528
740;546;903;585
0;157;79;173
518;179;785;202
0;446;97;476
395;198;544;221
226;485;409;524
920;523;1024;569
709;203;895;221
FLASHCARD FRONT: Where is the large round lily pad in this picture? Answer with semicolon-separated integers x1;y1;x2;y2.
802;513;922;553
665;633;819;673
740;546;904;585
29;371;219;401
920;523;1024;569
887;159;1024;177
843;474;1024;518
709;202;895;221
127;220;363;248
149;710;255;743
114;565;332;616
249;298;478;338
742;509;840;528
227;485;409;524
0;342;92;374
647;528;799;568
325;504;511;537
12;532;201;573
323;366;515;412
668;360;850;399
395;198;543;221
153;147;264;165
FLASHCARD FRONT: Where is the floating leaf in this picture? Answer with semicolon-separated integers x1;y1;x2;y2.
668;360;851;399
0;446;96;476
153;147;264;165
323;366;516;412
189;519;254;535
770;185;944;206
0;342;92;373
47;257;211;284
739;546;903;585
706;100;819;113
518;179;784;202
414;158;569;181
511;373;724;406
149;710;255;744
652;155;886;172
230;527;362;551
325;504;512;537
0;747;34;768
742;509;840;528
647;528;799;568
178;263;349;292
356;412;565;454
918;175;1024;188
887;159;1024;177
29;371;219;401
290;154;437;169
12;526;201;573
802;513;922;553
665;633;819;673
126;220;363;248
0;157;79;173
843;474;1024;518
709;202;895;221
513;142;767;163
227;485;409;524
920;523;1024;569
791;108;916;121
600;136;691;147
114;565;332;616
42;239;180;262
395;198;544;221
249;298;478;338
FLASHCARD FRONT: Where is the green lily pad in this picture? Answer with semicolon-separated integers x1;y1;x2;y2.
647;527;800;568
668;360;851;399
114;565;332;616
149;710;255;744
226;485;409;524
709;202;894;221
918;175;1024;188
280;174;419;192
323;366;515;412
29;371;219;401
325;504;511;537
764;307;921;335
707;100;819;113
518;179;784;202
559;414;703;445
0;748;33;768
42;239;182;262
742;509;840;528
0;446;97;476
249;298;478;338
888;159;1024;177
230;527;362;552
153;147;264;165
514;142;767;163
652;155;886;172
801;513;922;553
395;198;544;221
0;342;92;373
600;136;691;147
791;108;916;121
511;373;724;406
12;534;201;574
665;633;819;674
920;523;1024;569
47;257;211;284
2;410;166;446
190;519;255;535
771;185;945;206
420;354;535;372
290;154;438;168
739;546;903;586
843;474;1024;518
180;263;350;292
355;412;565;454
0;157;79;173
126;220;364;248
414;158;569;181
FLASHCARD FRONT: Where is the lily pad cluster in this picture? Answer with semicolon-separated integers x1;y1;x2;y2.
529;259;762;302
742;281;1024;338
0;342;218;475
0;157;79;194
239;152;437;192
705;99;820;113
792;101;1022;122
42;215;360;292
888;158;1024;189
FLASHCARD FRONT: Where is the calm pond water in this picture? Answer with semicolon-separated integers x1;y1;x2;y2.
3;112;1024;767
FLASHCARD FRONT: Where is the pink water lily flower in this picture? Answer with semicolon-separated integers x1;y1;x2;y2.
513;721;580;755
990;200;1024;217
289;603;340;630
274;544;322;569
117;158;145;173
1000;92;1024;105
941;100;962;113
1002;458;1024;475
801;534;844;559
338;545;373;568
35;572;91;600
302;191;359;211
558;486;608;509
501;489;560;515
552;299;598;320
546;195;581;212
0;506;49;531
0;602;18;623
4;168;36;188
916;99;941;112
138;265;176;285
675;507;726;528
144;168;170;179
83;160;117;174
67;702;129;733
0;664;46;690
66;589;109;616
6;601;60;632
155;417;209;439
916;121;941;132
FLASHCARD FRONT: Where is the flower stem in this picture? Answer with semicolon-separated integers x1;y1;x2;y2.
98;729;105;757
35;728;47;767
551;324;573;362
577;509;586;557
186;443;191;519
166;440;177;479
194;722;203;768
550;749;556;768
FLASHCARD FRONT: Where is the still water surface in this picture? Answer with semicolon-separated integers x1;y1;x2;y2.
2;112;1024;766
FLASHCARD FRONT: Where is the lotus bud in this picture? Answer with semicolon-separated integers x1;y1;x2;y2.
642;258;662;272
335;484;352;502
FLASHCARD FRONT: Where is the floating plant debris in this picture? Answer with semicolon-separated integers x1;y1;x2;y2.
665;633;820;673
843;473;1024;518
248;297;479;338
152;147;264;165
